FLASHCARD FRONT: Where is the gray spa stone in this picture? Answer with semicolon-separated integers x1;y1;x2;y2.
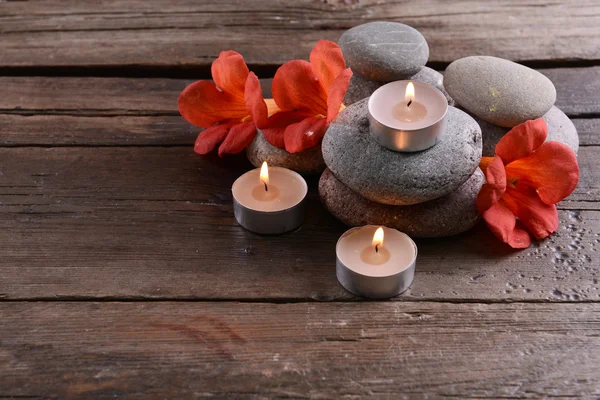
338;21;429;81
322;99;482;206
319;168;484;238
246;131;326;175
444;56;556;128
479;106;579;156
343;67;455;106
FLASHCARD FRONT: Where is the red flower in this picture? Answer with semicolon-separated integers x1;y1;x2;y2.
178;51;278;157
477;119;580;248
257;40;353;153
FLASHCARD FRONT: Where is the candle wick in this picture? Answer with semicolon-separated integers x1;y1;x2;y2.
407;99;412;108
375;244;379;254
262;180;268;192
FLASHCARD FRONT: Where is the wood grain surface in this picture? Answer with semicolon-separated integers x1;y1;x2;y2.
1;0;600;72
2;302;600;398
0;145;598;301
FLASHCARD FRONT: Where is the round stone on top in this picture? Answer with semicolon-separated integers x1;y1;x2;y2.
444;56;556;128
339;22;429;81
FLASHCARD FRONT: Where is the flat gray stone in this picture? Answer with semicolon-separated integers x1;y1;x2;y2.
319;168;484;238
444;56;556;128
322;99;482;206
343;67;455;107
479;106;579;156
246;131;326;175
339;22;429;81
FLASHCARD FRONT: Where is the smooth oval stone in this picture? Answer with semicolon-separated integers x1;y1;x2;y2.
343;67;455;106
246;131;326;175
322;99;482;206
339;22;429;81
444;56;556;128
479;106;579;156
319;168;484;238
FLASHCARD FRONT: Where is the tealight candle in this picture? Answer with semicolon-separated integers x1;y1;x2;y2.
336;225;417;299
368;80;448;152
232;162;307;234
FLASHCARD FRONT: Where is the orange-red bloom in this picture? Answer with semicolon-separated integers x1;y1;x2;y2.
178;51;275;157
257;40;353;153
477;119;579;248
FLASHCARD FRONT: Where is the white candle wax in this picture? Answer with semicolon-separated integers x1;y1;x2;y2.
231;164;307;234
336;225;417;298
232;166;307;212
368;80;448;152
337;226;416;277
370;81;446;130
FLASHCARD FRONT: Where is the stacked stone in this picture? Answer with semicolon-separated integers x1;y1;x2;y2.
443;56;579;156
339;21;454;106
319;22;484;238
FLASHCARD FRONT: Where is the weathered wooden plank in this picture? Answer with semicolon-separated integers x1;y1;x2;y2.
0;146;598;301
541;67;600;116
1;302;599;398
1;68;598;118
1;113;596;148
0;115;197;146
574;118;600;147
1;0;599;69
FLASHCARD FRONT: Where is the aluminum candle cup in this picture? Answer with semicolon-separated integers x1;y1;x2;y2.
368;80;448;152
232;162;307;234
336;225;417;299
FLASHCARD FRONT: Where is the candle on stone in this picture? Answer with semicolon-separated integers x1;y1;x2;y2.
336;225;417;299
232;161;307;234
368;80;448;152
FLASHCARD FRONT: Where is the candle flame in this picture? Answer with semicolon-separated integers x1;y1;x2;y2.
372;227;384;249
405;82;415;101
260;161;269;186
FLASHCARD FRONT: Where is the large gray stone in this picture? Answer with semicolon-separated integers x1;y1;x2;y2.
246;131;326;175
319;168;484;238
322;99;482;206
479;106;579;156
339;22;429;82
343;67;455;106
444;56;556;128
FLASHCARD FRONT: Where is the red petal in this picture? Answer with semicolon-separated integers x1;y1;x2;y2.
310;40;347;92
218;122;257;156
194;123;234;155
211;50;249;99
260;111;305;149
178;80;247;128
482;201;532;248
476;156;507;213
283;117;328;153
506;141;580;204
502;186;559;240
245;72;268;128
272;60;328;115
326;68;353;122
495;118;547;164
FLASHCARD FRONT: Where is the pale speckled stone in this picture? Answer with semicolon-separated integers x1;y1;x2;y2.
246;131;325;175
444;56;556;128
339;22;429;81
322;99;482;206
479;106;579;156
319;168;484;238
343;67;455;106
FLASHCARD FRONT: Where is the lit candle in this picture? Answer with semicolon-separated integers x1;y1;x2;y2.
336;225;417;299
368;80;448;152
232;161;307;234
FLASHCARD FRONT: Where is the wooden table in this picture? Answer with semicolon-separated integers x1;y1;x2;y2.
1;1;600;398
